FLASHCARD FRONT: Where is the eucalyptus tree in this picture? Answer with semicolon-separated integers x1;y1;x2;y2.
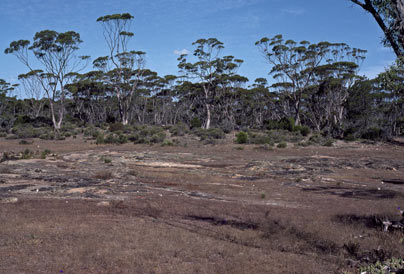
375;58;404;135
5;30;87;130
18;70;46;118
178;38;244;129
66;71;110;124
255;35;366;131
350;0;404;57
96;13;146;125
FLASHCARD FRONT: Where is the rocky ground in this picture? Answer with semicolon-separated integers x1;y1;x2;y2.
0;136;404;273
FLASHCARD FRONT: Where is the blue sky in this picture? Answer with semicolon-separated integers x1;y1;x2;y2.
0;0;396;91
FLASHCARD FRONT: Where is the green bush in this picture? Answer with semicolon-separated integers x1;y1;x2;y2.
248;132;273;145
169;123;189;136
190;117;202;129
161;140;174;146
266;117;295;131
96;134;105;144
361;127;382;140
298;125;311;136
0;132;7;138
19;139;33;145
235;131;248;144
193;128;225;140
109;122;124;132
277;142;287;148
323;139;334;147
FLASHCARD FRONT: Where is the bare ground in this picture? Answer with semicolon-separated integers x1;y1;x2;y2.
1;136;404;273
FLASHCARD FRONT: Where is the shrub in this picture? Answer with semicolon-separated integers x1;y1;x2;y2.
109;122;124;132
169;123;189;136
19;139;33;145
299;125;311;136
248;132;273;145
96;134;105;144
361;127;382;140
150;132;166;143
194;128;225;140
40;149;51;159
21;149;34;159
266;117;295;131
161;140;174;146
0;132;6;138
190;117;202;129
323;139;334;147
277;142;287;148
235;131;248;144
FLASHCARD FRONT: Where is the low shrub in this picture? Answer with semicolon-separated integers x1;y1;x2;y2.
323;139;334;147
19;139;33;145
169;123;189;136
277;142;287;148
0;132;6;138
235;131;248;144
193;128;225;140
109;122;124;132
190;117;202;129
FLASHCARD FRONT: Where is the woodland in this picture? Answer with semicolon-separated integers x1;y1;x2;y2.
0;0;403;143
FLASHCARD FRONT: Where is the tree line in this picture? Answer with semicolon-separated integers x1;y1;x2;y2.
0;6;403;140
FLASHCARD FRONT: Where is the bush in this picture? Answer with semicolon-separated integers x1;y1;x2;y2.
266;117;295;131
248;132;273;145
169;123;189;136
190;117;202;129
161;140;174;146
109;122;124;132
193;128;225;140
361;127;382;140
298;125;311;136
235;131;248;144
19;139;33;145
323;139;334;147
277;142;287;148
129;126;166;144
0;132;7;138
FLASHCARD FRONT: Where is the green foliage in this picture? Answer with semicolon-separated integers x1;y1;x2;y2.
266;118;295;131
193;128;225;140
19;139;33;145
109;122;124;132
161;140;174;146
0;132;7;138
21;149;34;159
190;117;202;129
277;142;287;148
295;125;311;136
169;123;189;136
40;149;51;159
361;127;382;140
235;131;248;144
129;126;166;144
323;139;334;147
359;258;404;274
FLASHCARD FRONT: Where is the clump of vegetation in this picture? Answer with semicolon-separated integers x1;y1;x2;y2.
40;149;51;159
161;140;174;146
190;117;202;129
103;158;112;164
193;128;225;141
260;192;266;199
109;122;124;132
0;132;7;138
359;258;404;274
129;125;166;144
169;123;189;136
323;139;334;147
21;149;34;159
277;141;287;148
19;139;33;145
235;131;248;144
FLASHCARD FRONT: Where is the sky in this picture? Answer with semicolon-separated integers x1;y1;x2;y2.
0;0;397;93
